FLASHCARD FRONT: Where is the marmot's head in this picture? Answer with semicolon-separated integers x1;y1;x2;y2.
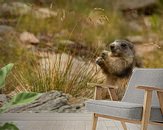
108;40;135;58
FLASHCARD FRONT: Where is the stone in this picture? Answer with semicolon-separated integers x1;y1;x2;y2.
6;91;85;113
58;105;72;113
0;25;14;35
34;8;57;19
20;32;40;45
117;0;157;10
0;2;57;19
0;94;7;107
0;2;31;16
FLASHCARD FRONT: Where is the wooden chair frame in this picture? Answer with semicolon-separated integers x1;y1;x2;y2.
88;83;163;130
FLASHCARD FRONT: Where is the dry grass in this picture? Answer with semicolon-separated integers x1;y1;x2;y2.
10;53;103;97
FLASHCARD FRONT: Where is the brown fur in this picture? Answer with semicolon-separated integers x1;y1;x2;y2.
96;40;142;99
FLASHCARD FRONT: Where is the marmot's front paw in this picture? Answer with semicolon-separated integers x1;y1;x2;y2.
96;57;105;65
100;50;109;60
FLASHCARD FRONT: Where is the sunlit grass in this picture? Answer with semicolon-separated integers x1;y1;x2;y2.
11;53;104;97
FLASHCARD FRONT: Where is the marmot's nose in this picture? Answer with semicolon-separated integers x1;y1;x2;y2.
110;44;115;51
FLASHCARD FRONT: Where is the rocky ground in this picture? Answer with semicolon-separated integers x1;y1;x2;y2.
0;0;161;55
0;0;162;113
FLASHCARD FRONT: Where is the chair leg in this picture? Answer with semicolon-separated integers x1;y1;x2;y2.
92;113;98;130
121;121;127;130
141;90;152;130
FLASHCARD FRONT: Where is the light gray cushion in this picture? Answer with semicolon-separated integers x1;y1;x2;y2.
123;69;163;106
86;100;163;122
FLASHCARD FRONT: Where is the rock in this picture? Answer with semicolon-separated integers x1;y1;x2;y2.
0;2;31;16
71;104;84;110
0;2;57;19
34;8;57;19
6;91;85;113
0;25;14;35
0;94;7;107
117;0;157;10
20;32;40;45
58;105;72;113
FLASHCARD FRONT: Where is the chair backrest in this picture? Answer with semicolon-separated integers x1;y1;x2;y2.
122;68;163;107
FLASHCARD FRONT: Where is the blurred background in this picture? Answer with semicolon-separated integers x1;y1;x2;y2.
0;0;163;98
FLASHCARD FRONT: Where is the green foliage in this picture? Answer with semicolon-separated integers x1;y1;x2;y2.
150;15;160;32
0;123;19;130
0;92;41;113
0;64;14;89
0;64;41;130
10;92;41;106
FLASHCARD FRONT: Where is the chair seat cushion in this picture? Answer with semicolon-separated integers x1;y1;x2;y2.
85;100;163;122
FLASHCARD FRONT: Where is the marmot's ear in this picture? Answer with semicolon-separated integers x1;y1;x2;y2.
129;43;136;55
128;42;134;50
124;39;134;49
125;40;136;54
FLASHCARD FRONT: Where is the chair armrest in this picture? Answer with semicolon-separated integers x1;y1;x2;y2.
87;83;115;89
87;83;118;100
137;86;163;92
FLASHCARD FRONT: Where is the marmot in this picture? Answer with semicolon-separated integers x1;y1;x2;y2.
96;40;142;99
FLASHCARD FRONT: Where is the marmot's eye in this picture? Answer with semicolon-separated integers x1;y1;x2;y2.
121;43;127;48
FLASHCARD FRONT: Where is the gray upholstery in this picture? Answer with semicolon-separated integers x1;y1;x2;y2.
86;69;163;123
122;68;163;106
86;100;163;122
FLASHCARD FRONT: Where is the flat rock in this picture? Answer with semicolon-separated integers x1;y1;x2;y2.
6;91;85;113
